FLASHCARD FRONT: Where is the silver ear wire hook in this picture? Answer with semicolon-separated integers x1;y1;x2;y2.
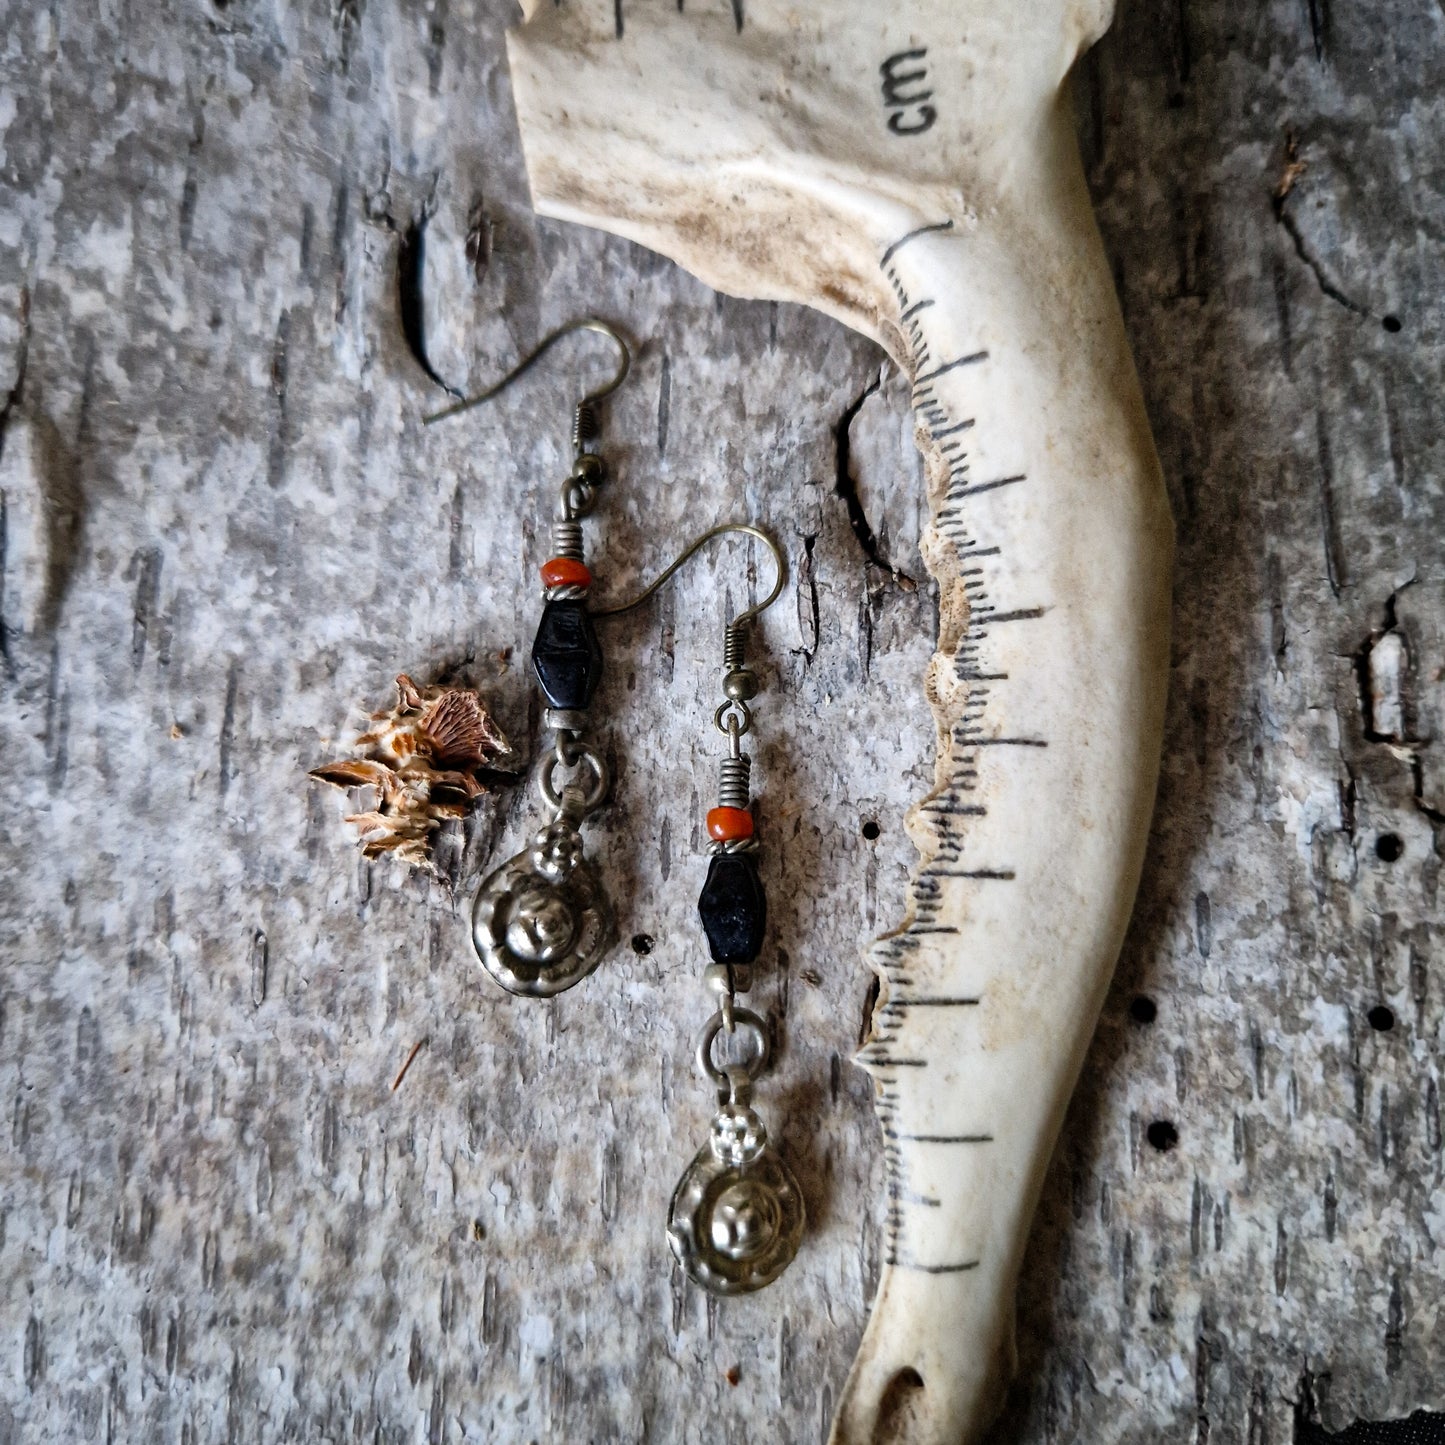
591;523;786;631
421;317;632;450
595;522;786;752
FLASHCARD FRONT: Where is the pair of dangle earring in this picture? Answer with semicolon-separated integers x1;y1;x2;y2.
427;320;803;1295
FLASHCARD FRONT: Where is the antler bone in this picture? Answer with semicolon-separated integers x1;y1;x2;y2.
506;4;1172;1441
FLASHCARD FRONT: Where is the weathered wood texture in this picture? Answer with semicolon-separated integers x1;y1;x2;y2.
0;2;1439;1443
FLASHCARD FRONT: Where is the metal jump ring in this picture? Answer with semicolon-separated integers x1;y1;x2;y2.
695;1008;770;1091
538;746;609;814
714;700;753;738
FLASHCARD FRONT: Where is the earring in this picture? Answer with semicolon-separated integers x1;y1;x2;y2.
425;318;631;997
596;524;805;1294
665;531;804;1295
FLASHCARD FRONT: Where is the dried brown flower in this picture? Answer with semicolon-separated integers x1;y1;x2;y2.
310;674;518;872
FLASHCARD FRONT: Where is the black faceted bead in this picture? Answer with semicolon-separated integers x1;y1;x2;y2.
697;852;767;965
532;599;603;709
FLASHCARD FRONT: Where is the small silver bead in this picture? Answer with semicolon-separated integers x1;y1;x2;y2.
723;668;759;702
529;820;585;881
709;1103;768;1165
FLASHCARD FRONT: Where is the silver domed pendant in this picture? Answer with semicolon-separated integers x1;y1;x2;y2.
472;816;615;997
668;1002;804;1294
667;1098;804;1295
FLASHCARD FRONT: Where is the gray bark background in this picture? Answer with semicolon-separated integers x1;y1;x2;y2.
0;2;1440;1443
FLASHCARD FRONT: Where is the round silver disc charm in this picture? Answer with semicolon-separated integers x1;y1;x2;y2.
667;1103;804;1295
471;820;615;996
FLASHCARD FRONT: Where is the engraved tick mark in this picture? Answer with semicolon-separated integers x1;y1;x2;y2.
981;608;1047;625
895;1258;981;1274
954;474;1026;498
879;220;954;266
921;868;1016;881
913;352;988;387
956;736;1049;748
898;1134;993;1143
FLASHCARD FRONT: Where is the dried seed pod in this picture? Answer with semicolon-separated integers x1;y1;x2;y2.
310;674;519;874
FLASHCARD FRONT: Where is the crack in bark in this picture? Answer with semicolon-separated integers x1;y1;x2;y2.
333;0;363;73
0;491;13;679
793;530;819;664
398;211;453;396
1276;203;1367;317
0;287;31;471
1410;752;1444;829
1315;407;1345;597
1304;0;1329;61
464;196;492;286
1338;764;1357;839
0;285;31;678
178;110;205;252
267;310;292;490
393;179;461;400
833;371;917;588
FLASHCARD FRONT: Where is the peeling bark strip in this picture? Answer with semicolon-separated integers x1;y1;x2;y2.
0;1;1441;1444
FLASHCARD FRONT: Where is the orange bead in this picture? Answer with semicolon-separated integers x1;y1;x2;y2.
540;557;592;589
707;806;755;842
